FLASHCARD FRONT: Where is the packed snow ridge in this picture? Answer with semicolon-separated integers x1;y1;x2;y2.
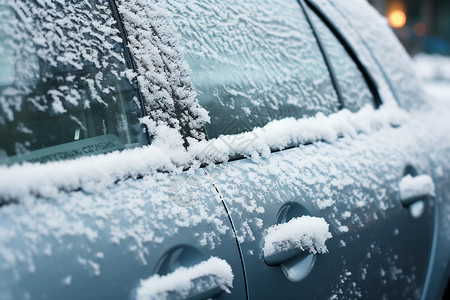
135;257;233;300
263;216;332;257
192;103;406;163
0;103;407;201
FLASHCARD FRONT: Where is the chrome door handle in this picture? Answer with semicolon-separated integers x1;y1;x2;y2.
399;174;435;207
135;257;233;300
263;216;332;266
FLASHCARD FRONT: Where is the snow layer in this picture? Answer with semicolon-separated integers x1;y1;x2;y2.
0;103;407;201
311;0;426;110
263;216;332;256
0;0;129;123
399;174;435;202
163;0;340;138
191;103;407;164
135;257;233;300
115;0;209;140
413;54;450;82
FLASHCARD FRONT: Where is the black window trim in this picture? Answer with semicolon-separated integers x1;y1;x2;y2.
302;0;383;109
194;0;386;165
297;0;345;110
109;0;151;144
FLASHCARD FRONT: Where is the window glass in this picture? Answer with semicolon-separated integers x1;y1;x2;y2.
0;0;146;165
163;0;340;139
307;6;375;112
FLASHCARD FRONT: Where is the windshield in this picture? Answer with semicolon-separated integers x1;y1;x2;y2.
0;0;146;165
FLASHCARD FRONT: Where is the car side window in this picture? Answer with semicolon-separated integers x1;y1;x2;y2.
163;0;340;139
0;0;146;165
306;5;375;112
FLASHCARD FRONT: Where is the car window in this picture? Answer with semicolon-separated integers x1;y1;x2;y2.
0;0;146;165
306;5;375;112
163;0;340;139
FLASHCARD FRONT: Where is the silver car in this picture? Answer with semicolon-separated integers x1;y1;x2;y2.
0;0;449;299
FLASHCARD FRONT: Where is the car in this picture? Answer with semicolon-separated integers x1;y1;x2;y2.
0;0;449;299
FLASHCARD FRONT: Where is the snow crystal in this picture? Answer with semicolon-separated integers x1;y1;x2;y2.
135;257;233;300
263;216;332;257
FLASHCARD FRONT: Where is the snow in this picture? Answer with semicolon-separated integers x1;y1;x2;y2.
0;0;129;123
263;216;332;257
320;0;427;110
412;54;450;103
0;0;449;297
163;0;341;138
116;0;209;140
399;174;435;203
0;169;233;286
191;103;406;164
61;275;72;286
413;54;450;82
135;257;233;300
0;103;408;202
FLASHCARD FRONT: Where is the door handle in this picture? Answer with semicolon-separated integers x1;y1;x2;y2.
135;257;233;300
263;216;332;266
399;174;435;207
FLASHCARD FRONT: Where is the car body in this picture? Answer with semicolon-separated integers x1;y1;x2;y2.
0;0;449;299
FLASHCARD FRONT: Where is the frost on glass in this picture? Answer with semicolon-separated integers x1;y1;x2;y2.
162;0;340;139
307;8;375;112
116;0;210;141
327;0;426;109
0;0;145;164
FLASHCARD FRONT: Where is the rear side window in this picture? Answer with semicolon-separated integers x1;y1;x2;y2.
164;0;340;139
0;0;146;165
306;6;375;112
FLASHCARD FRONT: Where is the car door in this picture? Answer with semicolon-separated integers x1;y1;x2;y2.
175;0;435;298
314;0;450;298
0;1;246;299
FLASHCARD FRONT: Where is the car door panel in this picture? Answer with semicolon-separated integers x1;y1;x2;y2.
0;170;246;300
206;121;434;299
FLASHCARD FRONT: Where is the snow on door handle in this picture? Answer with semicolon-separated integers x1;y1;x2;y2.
399;174;435;207
263;216;332;266
135;257;234;300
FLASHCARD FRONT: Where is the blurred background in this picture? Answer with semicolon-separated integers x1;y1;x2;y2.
369;0;450;56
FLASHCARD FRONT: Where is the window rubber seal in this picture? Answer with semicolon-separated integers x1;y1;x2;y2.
303;0;383;109
297;0;345;110
108;0;151;144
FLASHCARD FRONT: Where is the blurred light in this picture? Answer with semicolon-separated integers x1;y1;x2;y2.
388;10;407;28
413;23;427;37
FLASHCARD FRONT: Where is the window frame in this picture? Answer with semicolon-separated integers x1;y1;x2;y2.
302;0;382;109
